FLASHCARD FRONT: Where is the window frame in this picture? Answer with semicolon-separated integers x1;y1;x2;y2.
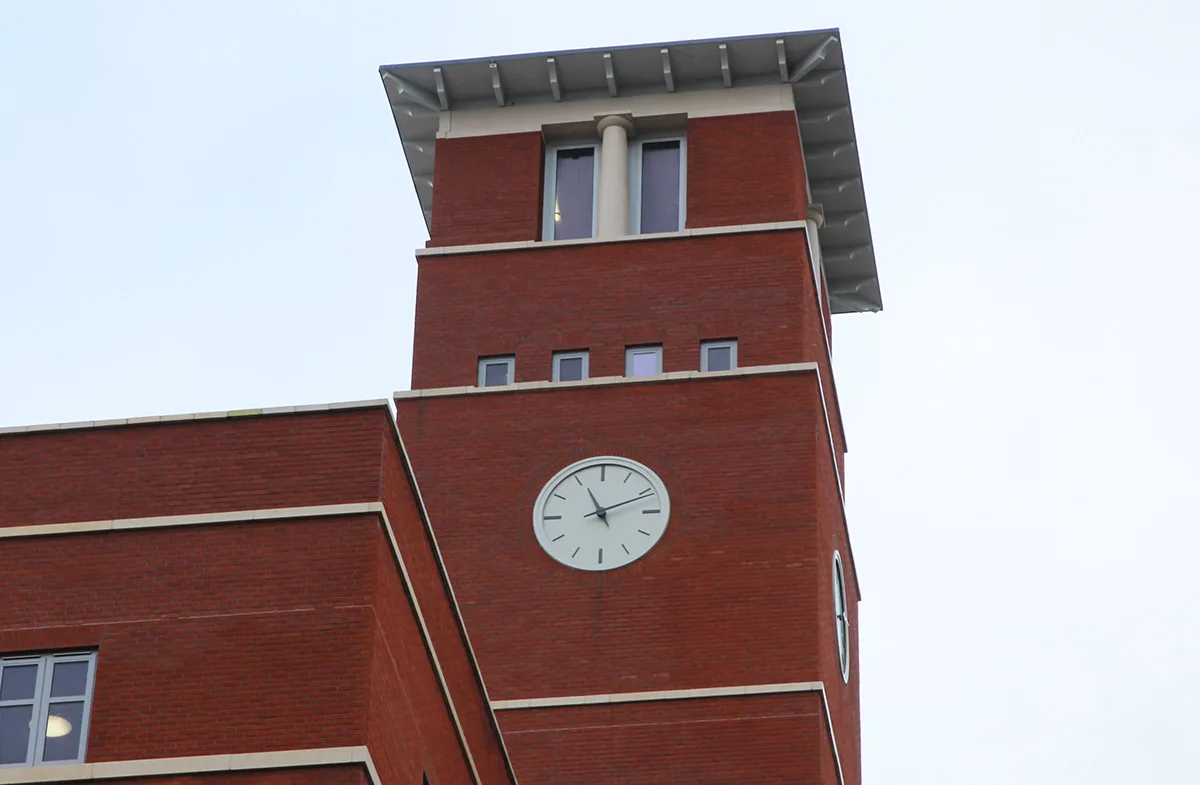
0;651;97;769
542;142;601;242
552;350;590;383
477;356;515;388
832;552;850;683
700;339;738;373
625;345;663;377
628;135;687;235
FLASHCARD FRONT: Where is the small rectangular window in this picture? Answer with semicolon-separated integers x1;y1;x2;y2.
631;138;685;234
553;351;589;382
625;345;663;377
0;652;96;768
478;356;515;387
701;340;737;372
544;146;597;241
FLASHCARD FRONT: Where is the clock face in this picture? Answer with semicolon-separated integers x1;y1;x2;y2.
532;456;670;571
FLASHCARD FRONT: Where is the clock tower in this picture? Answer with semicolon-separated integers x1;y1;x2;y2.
384;29;880;785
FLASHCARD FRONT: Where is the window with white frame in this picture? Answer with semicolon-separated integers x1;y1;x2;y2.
0;652;97;768
477;356;515;387
833;552;850;682
625;345;663;377
543;134;686;240
543;144;598;241
552;350;589;382
700;339;737;372
630;137;686;234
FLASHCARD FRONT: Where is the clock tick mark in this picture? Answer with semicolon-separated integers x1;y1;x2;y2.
623;472;632;483
571;547;580;558
638;529;651;536
598;548;603;564
642;509;660;514
544;514;562;520
552;493;566;500
621;544;630;555
552;534;565;542
574;476;583;486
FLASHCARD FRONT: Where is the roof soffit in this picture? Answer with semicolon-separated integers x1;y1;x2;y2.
380;29;882;313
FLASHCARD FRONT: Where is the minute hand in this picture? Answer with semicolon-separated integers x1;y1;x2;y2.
583;490;653;518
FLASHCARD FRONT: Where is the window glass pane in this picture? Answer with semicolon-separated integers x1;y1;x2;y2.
41;701;84;762
631;351;659;377
0;665;38;701
483;362;510;387
0;704;33;764
554;148;595;240
557;356;584;382
50;662;89;698
640;141;681;234
706;346;732;372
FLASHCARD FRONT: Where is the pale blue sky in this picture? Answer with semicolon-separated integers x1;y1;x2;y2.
2;1;1199;783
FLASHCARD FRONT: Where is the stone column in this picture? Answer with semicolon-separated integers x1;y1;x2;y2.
595;115;634;239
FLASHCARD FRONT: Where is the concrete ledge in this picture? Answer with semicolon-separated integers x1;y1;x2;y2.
0;400;392;438
490;681;824;710
0;746;379;784
0;502;386;541
415;220;807;258
395;362;820;400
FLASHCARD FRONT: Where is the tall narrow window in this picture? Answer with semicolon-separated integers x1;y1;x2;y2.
700;339;737;372
0;652;96;768
632;138;685;234
553;351;589;382
625;345;663;377
478;356;515;387
545;146;597;241
833;552;850;682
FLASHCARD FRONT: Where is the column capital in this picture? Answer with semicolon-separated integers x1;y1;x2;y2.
596;114;634;134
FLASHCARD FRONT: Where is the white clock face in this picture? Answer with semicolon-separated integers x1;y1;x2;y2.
532;456;670;571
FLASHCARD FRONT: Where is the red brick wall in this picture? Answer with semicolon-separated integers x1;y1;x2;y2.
424;112;808;249
816;408;862;785
496;692;834;785
687;111;808;228
367;526;477;785
411;230;816;389
380;441;516;785
0;410;515;785
394;372;827;699
0;518;374;760
0;411;386;527
99;767;367;785
429;132;544;247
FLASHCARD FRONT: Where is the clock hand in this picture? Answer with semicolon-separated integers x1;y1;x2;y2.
586;487;609;525
583;488;653;518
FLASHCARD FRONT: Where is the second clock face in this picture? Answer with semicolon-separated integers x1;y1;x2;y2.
532;456;670;571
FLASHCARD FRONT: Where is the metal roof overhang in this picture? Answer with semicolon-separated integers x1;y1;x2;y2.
380;29;882;313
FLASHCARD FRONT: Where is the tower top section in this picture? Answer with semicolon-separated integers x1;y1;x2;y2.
379;29;881;312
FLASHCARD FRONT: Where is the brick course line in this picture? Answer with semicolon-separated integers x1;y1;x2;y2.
0;399;392;437
416;220;808;257
490;681;825;709
0;745;380;784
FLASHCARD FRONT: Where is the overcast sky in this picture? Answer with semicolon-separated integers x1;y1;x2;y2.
2;1;1198;782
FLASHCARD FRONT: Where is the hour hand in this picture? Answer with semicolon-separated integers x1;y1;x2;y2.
586;488;607;521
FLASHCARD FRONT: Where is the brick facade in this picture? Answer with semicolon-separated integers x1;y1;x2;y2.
686;111;809;227
398;105;860;785
424;111;809;250
0;408;515;785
